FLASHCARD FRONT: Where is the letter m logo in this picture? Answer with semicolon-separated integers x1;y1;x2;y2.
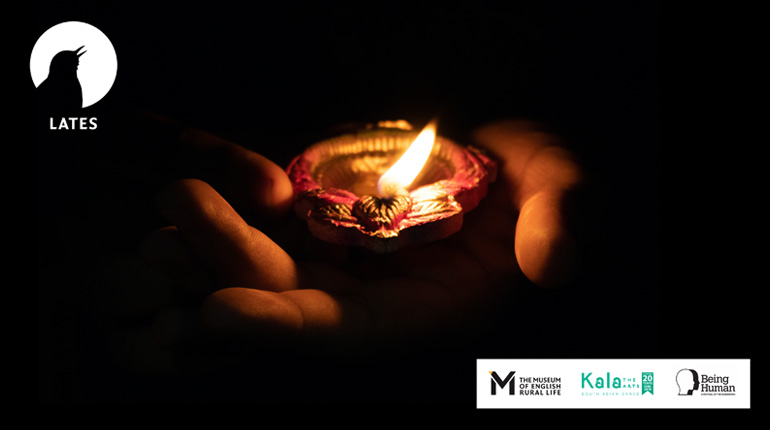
490;371;516;395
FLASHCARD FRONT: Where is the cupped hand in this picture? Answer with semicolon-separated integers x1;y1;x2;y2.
136;119;585;362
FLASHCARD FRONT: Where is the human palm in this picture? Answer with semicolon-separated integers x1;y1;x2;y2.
102;118;584;370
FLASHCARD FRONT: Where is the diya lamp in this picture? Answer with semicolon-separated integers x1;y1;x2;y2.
286;120;497;253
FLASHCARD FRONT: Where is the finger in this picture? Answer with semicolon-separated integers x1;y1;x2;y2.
200;247;500;353
472;120;584;209
157;179;299;292
132;113;294;219
472;120;585;287
201;287;360;346
176;127;294;219
200;284;446;354
515;189;581;288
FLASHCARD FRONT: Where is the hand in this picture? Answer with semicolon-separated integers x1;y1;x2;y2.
92;117;586;372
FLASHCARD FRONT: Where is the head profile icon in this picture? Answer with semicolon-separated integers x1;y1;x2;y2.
36;45;87;114
676;369;700;395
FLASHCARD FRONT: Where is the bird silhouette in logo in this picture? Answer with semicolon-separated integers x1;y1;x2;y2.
36;45;86;115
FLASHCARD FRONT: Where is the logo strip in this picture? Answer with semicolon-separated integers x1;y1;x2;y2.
477;359;750;409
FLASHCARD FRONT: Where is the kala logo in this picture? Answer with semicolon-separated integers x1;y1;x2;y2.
30;21;117;129
581;372;622;389
642;372;654;395
489;371;515;395
579;371;648;397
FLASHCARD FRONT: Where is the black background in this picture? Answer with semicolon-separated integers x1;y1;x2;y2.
36;0;672;405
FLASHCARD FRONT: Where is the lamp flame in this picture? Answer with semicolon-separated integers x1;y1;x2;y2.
377;120;437;198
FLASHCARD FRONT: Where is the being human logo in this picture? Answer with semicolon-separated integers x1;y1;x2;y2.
677;368;736;396
676;369;700;395
30;21;117;129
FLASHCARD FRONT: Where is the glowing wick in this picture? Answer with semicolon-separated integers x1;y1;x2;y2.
377;120;437;198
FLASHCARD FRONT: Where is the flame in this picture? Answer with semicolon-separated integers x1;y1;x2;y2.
377;120;437;198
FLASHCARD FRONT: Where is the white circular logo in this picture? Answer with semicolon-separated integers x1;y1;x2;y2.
30;21;117;109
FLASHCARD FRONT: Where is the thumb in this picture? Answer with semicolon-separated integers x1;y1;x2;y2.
472;120;586;288
515;189;581;288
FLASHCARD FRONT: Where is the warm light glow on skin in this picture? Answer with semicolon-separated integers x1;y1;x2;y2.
377;120;437;198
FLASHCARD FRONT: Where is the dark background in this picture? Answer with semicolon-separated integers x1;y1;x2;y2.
36;0;671;404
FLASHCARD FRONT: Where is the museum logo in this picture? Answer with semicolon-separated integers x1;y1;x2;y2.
676;368;736;396
30;21;118;130
489;370;562;397
489;371;516;395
